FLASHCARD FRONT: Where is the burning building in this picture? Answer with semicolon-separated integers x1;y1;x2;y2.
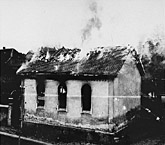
16;46;144;131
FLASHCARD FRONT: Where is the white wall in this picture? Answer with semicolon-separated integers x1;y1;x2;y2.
45;80;59;115
66;80;111;120
24;79;37;112
24;78;114;124
66;80;82;118
112;57;141;118
90;81;109;118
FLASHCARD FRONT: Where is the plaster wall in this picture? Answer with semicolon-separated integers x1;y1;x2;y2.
66;80;82;118
90;81;109;119
24;79;37;113
113;57;141;118
66;80;111;121
44;80;59;118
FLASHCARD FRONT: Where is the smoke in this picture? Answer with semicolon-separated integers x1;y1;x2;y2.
81;1;102;43
16;61;29;74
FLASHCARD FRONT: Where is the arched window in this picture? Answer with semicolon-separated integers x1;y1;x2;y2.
36;78;45;107
58;83;67;109
81;84;92;111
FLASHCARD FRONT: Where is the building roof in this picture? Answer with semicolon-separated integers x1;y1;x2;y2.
0;48;16;63
0;47;25;73
17;46;143;77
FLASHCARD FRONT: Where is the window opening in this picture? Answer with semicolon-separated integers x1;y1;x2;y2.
36;78;45;107
58;83;67;109
81;84;92;111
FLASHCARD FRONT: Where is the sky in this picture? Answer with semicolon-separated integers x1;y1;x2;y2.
0;0;165;53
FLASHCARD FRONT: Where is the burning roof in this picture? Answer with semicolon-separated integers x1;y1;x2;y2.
17;46;132;76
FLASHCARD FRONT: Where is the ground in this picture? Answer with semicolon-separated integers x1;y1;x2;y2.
1;117;165;145
1;108;165;145
132;136;165;145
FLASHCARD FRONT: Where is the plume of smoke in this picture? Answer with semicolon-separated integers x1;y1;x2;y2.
16;61;29;74
29;50;40;62
17;49;40;73
81;1;102;43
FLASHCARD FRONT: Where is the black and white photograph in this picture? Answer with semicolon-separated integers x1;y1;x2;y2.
0;0;165;144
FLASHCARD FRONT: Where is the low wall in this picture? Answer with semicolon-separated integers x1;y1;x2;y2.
22;121;115;144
